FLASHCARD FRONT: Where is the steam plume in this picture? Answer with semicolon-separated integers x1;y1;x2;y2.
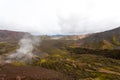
6;34;40;62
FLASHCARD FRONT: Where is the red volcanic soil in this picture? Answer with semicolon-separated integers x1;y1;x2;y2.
0;64;69;80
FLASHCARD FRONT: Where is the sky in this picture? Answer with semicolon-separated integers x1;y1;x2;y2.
0;0;120;35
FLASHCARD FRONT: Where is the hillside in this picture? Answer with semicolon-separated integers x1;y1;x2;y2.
76;27;120;49
0;30;30;42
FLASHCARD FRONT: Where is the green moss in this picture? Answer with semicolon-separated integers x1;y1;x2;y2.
12;61;27;66
112;36;120;46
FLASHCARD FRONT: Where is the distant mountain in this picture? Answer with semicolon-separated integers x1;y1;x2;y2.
77;27;120;49
0;30;30;42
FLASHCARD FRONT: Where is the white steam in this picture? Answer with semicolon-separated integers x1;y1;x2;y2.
6;34;40;62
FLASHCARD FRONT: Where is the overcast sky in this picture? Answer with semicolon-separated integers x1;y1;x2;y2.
0;0;120;35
